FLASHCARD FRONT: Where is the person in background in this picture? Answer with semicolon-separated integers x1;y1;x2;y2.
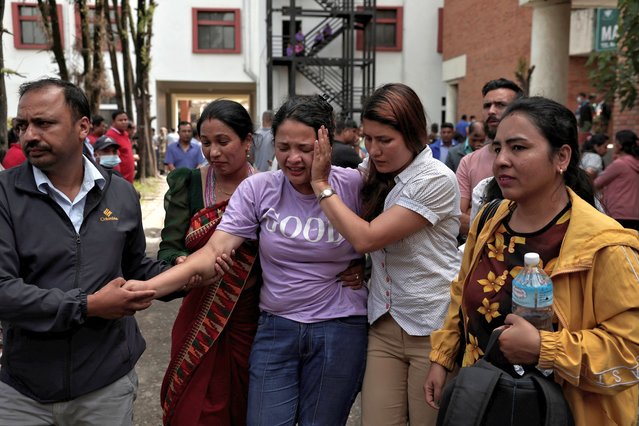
0;78;164;425
251;110;275;172
430;122;457;163
331;117;362;169
594;130;639;231
425;96;639;425
579;133;608;180
126;94;368;426
1;128;26;170
87;115;106;144
456;78;523;237
93;135;122;172
312;83;461;426
455;114;469;139
445;120;487;173
164;121;206;172
428;122;439;145
105;110;136;183
157;100;260;425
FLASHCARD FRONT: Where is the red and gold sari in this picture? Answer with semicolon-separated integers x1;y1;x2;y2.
160;201;260;425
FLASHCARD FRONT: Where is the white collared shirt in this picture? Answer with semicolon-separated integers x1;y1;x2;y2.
33;157;106;233
367;147;462;335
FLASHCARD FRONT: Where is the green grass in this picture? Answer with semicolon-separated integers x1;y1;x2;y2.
134;175;166;201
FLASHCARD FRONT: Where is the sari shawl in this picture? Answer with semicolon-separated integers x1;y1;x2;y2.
160;201;259;425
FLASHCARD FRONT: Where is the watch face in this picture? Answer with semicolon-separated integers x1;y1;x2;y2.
323;188;333;196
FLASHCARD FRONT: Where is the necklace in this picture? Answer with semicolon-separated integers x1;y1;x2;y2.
204;163;256;206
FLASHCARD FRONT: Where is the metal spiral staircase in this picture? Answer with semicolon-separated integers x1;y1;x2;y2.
266;0;376;119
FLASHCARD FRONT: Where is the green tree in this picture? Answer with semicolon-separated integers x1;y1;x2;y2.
132;0;157;179
587;0;639;111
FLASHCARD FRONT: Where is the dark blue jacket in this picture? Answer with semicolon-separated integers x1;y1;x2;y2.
0;161;166;402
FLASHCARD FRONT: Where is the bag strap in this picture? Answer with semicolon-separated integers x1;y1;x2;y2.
476;198;502;234
482;328;503;364
529;374;574;426
441;364;502;426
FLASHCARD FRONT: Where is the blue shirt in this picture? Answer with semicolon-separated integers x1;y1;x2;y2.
455;119;469;138
164;141;205;169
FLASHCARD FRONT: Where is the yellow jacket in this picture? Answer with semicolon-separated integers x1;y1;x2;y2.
430;189;639;425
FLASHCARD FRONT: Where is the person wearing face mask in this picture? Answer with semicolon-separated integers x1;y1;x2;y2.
93;136;122;172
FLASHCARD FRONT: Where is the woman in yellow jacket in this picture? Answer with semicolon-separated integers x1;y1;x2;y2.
425;97;639;425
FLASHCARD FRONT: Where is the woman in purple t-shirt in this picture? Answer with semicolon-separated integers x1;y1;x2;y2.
128;95;368;425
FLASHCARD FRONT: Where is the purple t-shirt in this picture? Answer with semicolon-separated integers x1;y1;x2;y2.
218;166;368;323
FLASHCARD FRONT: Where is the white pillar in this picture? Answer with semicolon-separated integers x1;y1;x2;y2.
529;1;571;104
446;83;458;124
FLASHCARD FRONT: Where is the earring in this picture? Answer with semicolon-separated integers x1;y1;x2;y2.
559;168;564;175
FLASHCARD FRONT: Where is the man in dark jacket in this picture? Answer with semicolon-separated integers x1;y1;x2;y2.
0;78;165;425
331;117;362;169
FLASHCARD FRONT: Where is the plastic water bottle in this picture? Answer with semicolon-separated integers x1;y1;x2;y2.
511;252;554;331
511;252;554;376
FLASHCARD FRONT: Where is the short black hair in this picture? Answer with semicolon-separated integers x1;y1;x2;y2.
336;117;358;134
441;122;454;130
481;78;524;98
112;109;127;120
19;78;90;122
91;115;105;127
177;121;191;129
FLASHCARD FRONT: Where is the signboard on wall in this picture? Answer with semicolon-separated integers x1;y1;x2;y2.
594;8;619;52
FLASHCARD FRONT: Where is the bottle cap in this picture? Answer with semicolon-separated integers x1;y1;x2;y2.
524;252;540;267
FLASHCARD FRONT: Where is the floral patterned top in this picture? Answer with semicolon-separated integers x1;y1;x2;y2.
461;203;571;368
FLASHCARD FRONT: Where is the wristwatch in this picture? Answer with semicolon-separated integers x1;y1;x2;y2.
317;187;336;202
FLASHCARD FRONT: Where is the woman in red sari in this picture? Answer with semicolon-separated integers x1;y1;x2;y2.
157;99;259;425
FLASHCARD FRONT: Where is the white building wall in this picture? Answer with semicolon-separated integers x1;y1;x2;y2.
374;0;444;125
3;0;445;130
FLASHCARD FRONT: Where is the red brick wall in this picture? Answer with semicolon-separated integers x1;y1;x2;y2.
567;56;594;114
612;101;639;136
443;0;532;119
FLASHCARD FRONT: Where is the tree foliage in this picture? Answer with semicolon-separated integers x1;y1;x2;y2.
132;0;157;179
587;0;639;111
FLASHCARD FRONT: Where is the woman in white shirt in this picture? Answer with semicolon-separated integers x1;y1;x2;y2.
311;83;461;426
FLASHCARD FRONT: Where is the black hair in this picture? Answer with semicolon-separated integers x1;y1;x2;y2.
19;78;90;122
461;114;467;120
111;109;127;120
615;130;639;158
501;96;596;207
272;94;335;143
197;99;253;141
441;122;455;130
581;134;608;154
481;78;524;98
91;115;105;127
177;121;192;129
360;83;428;220
336;117;358;134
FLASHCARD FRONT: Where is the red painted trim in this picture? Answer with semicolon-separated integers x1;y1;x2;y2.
192;8;241;54
356;6;403;52
12;2;64;50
